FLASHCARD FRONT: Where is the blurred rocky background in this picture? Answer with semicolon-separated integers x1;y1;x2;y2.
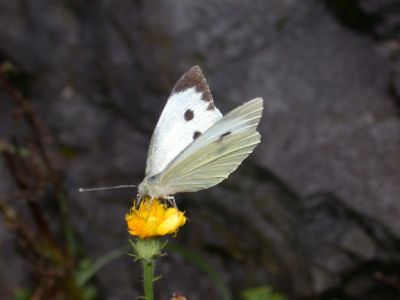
1;0;400;299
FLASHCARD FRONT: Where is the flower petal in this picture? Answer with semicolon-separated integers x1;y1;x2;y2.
126;198;186;238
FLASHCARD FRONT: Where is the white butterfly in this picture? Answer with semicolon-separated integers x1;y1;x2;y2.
138;66;263;200
80;66;263;200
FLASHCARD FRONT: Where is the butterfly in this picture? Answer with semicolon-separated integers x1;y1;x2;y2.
80;66;263;201
138;66;263;200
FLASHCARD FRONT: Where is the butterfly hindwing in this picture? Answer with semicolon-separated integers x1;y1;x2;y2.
157;98;263;194
145;66;223;176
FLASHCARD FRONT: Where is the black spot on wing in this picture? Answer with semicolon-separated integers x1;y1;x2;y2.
218;131;231;141
193;131;201;139
184;109;194;121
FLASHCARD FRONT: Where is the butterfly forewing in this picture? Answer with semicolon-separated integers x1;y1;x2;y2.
158;98;263;194
145;66;223;176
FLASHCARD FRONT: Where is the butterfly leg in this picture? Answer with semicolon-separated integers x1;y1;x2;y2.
136;193;142;208
165;196;177;208
144;196;156;219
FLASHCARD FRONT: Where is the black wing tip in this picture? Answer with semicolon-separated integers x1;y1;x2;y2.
172;65;204;93
171;65;214;103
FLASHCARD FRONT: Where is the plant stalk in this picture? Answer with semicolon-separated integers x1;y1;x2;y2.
142;259;154;300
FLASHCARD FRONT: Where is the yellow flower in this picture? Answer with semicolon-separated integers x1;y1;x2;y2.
125;197;186;238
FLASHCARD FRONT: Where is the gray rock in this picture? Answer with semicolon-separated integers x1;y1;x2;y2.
1;0;400;299
341;227;376;260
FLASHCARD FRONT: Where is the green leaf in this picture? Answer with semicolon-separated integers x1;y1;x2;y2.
75;245;129;286
12;289;31;300
241;286;287;300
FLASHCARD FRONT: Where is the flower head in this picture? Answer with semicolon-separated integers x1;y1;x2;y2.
125;197;186;238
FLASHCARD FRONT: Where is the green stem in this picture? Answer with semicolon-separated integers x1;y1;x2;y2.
142;259;154;300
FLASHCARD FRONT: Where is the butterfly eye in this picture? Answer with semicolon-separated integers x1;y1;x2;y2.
149;175;157;180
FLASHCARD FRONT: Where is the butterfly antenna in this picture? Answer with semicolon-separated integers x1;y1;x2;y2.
78;185;136;192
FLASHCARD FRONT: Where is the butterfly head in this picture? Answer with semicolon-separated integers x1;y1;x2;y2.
138;173;168;199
